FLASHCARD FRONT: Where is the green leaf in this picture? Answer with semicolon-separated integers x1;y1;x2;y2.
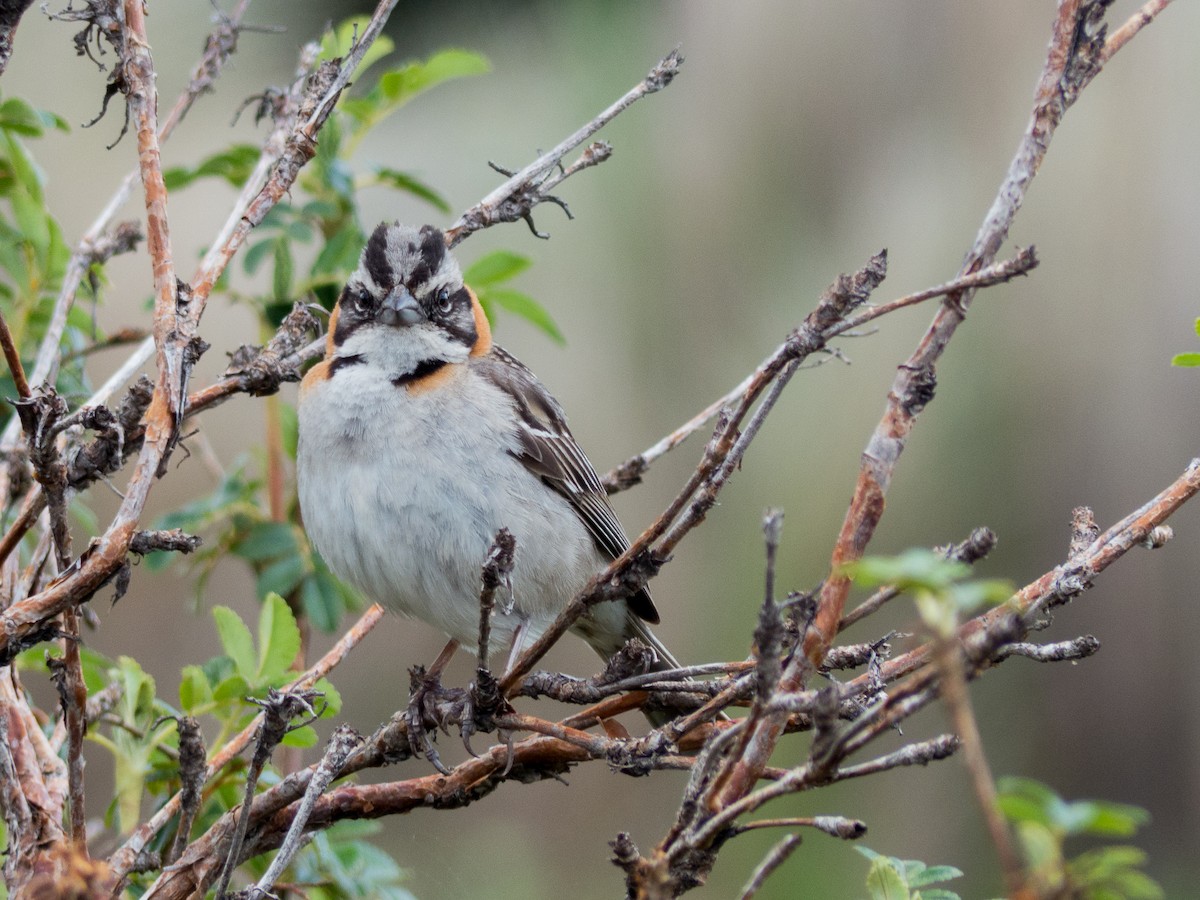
213;673;250;702
372;168;451;212
319;16;396;76
179;664;212;712
279;402;299;460
1063;799;1150;837
341;49;489;132
1194;317;1200;338
464;249;531;287
243;239;274;276
163;144;260;191
311;221;365;279
314;677;342;717
844;549;970;592
281;724;319;748
0;98;47;137
4;130;44;202
866;857;910;900
257;593;302;683
487;288;565;344
301;572;342;632
998;794;1054;829
213;606;256;680
256;554;307;601
115;655;157;725
233;521;300;562
1170;352;1200;367
908;865;963;887
915;891;962;900
272;236;293;301
1014;820;1063;874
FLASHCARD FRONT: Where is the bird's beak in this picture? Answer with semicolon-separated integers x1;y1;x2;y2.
379;286;425;327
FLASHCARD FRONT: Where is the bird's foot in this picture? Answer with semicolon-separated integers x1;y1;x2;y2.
460;666;513;760
405;664;469;775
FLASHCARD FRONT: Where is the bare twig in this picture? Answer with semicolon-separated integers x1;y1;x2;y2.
445;48;683;246
0;309;30;399
738;834;802;900
213;687;322;899
166;716;206;866
932;636;1023;894
808;1;1152;668
248;724;362;898
603;250;1036;495
1100;0;1175;65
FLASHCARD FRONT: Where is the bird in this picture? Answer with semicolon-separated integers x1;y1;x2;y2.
296;221;680;720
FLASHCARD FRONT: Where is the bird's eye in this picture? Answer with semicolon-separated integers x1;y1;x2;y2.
435;287;453;314
352;287;373;312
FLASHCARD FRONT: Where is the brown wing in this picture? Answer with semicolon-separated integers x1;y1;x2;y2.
473;346;660;624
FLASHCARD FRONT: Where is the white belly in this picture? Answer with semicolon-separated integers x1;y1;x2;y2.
297;363;604;652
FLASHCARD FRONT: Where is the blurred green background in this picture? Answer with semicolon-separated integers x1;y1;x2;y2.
6;0;1200;896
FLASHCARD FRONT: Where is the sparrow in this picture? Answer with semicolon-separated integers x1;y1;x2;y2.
296;222;679;713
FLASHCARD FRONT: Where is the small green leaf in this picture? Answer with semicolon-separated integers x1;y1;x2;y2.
341;49;489;131
4;130;44;202
319;16;396;75
281;724;319;748
312;221;366;279
866;857;910;900
844;549;970;592
233;521;300;562
915;890;962;900
243;238;274;276
1064;799;1150;837
179;664;212;712
213;673;251;702
301;573;342;632
272;236;293;301
256;554;307;601
1194;317;1200;338
908;865;963;887
257;593;302;683
372;168;451;212
163;144;260;191
279;402;299;460
464;249;531;287
0;98;47;136
213;606;256;679
487;288;565;344
313;677;342;717
1170;352;1200;367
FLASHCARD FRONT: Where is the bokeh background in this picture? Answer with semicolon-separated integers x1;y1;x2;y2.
4;1;1200;896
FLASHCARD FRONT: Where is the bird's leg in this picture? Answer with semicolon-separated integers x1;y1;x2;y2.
429;638;460;677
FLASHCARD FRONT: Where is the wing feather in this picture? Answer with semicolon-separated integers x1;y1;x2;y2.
474;346;659;624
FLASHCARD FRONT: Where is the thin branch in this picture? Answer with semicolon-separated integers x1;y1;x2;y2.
931;636;1023;894
213;687;322;899
249;725;362;898
807;1;1142;669
993;635;1100;662
737;834;802;900
602;250;1035;495
1100;0;1175;64
445;48;683;246
0;309;30;399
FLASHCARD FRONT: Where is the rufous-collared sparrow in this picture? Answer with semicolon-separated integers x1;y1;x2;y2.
297;222;678;710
